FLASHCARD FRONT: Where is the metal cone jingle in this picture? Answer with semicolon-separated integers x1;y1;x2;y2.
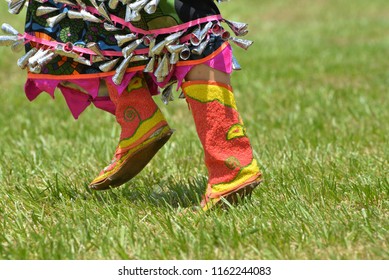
229;37;254;50
109;0;119;10
98;3;113;23
0;35;19;46
17;48;38;69
113;55;133;85
36;6;60;17
144;0;160;14
1;23;19;35
8;0;27;14
99;58;121;72
47;13;67;28
115;33;138;47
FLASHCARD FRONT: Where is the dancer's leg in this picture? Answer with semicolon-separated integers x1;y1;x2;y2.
89;75;173;190
183;65;262;211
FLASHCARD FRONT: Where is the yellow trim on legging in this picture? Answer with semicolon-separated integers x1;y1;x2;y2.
210;159;260;195
119;109;166;149
183;83;238;110
90;125;171;184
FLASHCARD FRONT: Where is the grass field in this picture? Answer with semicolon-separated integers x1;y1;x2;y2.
0;0;388;259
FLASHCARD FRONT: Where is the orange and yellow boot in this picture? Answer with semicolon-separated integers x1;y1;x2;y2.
89;76;173;190
182;81;262;211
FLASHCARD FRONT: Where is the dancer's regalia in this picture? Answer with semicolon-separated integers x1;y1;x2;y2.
2;0;262;211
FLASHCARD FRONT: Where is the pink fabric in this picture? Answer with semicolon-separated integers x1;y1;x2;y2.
66;79;100;98
104;72;137;96
24;33;149;57
25;79;58;100
59;84;92;119
23;44;233;119
59;84;116;119
92;97;116;115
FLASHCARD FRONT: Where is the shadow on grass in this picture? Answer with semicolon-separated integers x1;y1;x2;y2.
86;175;207;209
27;169;262;212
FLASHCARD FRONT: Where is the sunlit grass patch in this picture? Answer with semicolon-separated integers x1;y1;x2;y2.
0;0;388;259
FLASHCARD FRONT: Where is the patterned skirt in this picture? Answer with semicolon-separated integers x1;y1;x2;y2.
3;0;252;118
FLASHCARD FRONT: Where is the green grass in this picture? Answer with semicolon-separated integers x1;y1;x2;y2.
0;0;388;259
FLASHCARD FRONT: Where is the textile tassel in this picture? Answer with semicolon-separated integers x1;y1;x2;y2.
104;23;121;32
122;38;143;58
87;42;105;58
191;38;210;56
143;56;155;73
74;56;92;66
232;55;242;70
8;0;27;14
229;37;253;50
17;48;38;69
0;35;19;46
154;54;169;83
1;23;20;36
98;3;113;23
47;13;67;28
11;40;25;53
36;6;60;17
224;19;248;36
190;22;213;46
108;0;119;10
99;58;120;72
113;55;133;85
161;83;174;105
115;33;138;47
144;0;160;14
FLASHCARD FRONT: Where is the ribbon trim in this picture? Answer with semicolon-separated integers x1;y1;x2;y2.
86;7;223;35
